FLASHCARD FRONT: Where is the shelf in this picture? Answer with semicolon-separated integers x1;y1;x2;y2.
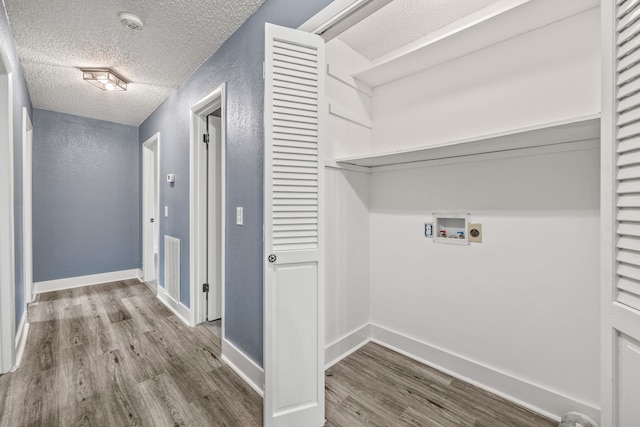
352;0;599;88
334;115;601;169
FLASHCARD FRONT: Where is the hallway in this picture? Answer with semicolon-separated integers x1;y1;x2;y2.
0;280;262;426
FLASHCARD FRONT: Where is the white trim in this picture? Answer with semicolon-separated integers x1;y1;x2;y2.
22;107;33;305
600;1;616;425
156;284;193;326
142;133;160;283
324;323;601;422
297;0;393;41
222;337;265;397
13;313;27;369
189;84;226;331
0;39;14;374
33;269;142;294
369;324;598;423
325;323;371;368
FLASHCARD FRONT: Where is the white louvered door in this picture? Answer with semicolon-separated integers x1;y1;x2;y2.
263;23;325;427
603;1;640;425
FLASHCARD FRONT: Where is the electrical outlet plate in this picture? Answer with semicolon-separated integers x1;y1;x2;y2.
468;223;482;243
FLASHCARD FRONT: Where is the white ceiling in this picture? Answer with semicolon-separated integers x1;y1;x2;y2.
338;0;502;61
5;0;266;126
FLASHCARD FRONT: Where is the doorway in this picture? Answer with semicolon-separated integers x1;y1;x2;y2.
142;133;159;284
189;85;225;331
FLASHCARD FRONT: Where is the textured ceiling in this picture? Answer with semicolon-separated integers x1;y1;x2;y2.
5;0;265;125
338;0;502;61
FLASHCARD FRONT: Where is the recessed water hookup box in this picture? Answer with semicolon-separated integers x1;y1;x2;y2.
433;212;470;245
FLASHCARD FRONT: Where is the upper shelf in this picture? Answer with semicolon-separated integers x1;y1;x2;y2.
334;115;601;169
352;0;600;88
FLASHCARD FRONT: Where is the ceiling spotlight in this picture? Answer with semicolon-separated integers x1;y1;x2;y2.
81;68;128;91
119;12;144;31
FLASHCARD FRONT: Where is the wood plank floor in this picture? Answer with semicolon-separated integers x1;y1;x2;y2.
326;344;556;427
0;280;556;426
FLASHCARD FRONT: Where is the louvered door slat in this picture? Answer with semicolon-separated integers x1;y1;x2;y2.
618;222;640;236
618;150;640;166
619;0;640;19
618;236;640;252
616;7;640;312
618;180;640;193
618;136;640;152
618;106;640;126
617;77;640;97
618;249;640;266
618;61;640;85
618;209;640;221
618;194;640;207
618;164;640;179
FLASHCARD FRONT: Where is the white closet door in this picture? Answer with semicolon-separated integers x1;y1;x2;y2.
603;0;640;424
263;23;325;427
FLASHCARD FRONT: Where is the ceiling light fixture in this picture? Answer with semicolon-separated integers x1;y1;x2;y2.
81;68;128;91
119;12;144;31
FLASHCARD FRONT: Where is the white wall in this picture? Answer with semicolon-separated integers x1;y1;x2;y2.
324;39;372;363
363;7;601;420
371;8;601;153
369;149;600;415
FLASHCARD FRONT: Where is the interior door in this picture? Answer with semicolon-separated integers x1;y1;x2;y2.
603;1;640;425
207;115;222;321
142;136;158;283
263;23;325;427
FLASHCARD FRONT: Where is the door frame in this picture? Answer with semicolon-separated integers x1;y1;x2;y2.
0;40;14;374
22;107;33;306
142;133;160;283
189;84;226;328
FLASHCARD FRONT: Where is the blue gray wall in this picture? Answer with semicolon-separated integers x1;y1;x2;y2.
33;109;140;282
0;3;33;330
139;0;331;365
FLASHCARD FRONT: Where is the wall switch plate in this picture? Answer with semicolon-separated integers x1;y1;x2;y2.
236;207;243;225
164;206;169;217
468;223;482;243
424;223;433;238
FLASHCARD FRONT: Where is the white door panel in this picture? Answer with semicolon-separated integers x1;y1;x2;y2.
264;22;325;427
604;1;640;425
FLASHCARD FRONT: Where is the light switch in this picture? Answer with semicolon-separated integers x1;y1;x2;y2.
236;207;243;225
165;206;169;217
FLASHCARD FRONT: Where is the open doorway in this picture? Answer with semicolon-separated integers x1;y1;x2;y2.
189;85;225;336
142;133;159;286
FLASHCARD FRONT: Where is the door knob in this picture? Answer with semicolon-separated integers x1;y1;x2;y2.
150;218;155;223
268;254;276;263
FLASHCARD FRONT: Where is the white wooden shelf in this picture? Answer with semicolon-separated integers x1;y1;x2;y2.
352;0;599;88
334;114;600;169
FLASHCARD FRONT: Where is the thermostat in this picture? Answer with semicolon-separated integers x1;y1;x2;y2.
166;173;175;183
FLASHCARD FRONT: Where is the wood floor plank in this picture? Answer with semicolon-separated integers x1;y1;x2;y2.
137;373;194;427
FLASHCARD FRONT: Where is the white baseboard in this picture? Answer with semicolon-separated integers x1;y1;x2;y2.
325;324;372;368
33;269;143;294
369;324;599;423
13;314;28;369
221;338;264;397
156;285;193;327
324;323;599;423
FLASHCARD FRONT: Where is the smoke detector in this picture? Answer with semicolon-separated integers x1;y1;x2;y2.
119;12;144;31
